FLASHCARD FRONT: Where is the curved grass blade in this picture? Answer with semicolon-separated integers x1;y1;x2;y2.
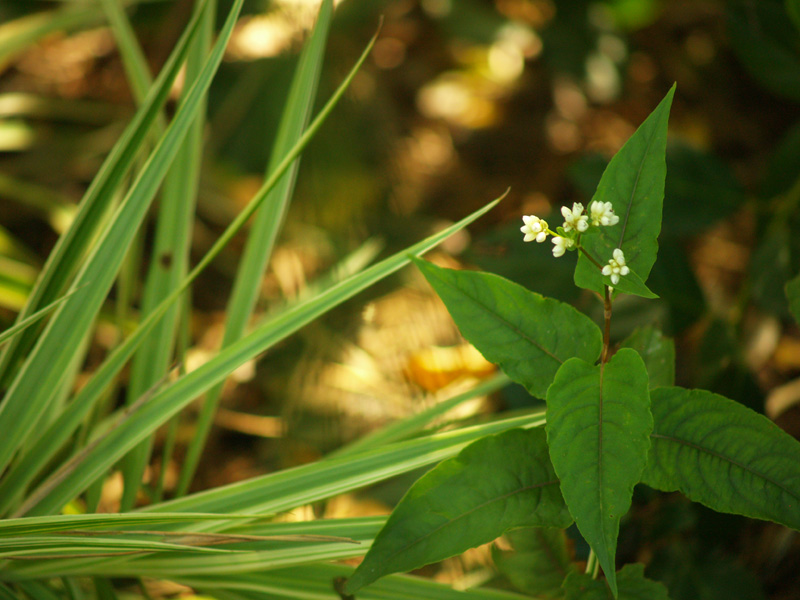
546;349;652;598
0;0;209;386
182;563;531;600
346;428;571;594
16;196;504;517
0;23;380;515
0;286;82;348
412;258;602;399
177;0;335;498
0;0;243;478
642;386;800;531
574;85;675;298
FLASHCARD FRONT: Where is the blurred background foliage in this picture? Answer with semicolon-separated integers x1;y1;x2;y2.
1;0;799;597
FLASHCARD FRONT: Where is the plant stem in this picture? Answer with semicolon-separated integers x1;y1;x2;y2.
601;285;612;364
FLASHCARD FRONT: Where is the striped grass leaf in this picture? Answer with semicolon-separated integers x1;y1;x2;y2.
0;22;380;516
0;0;210;387
177;0;335;498
14;196;506;517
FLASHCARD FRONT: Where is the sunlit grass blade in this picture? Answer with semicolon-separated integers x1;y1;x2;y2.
177;0;335;497
2;518;378;580
146;410;542;524
180;564;530;600
331;372;511;459
120;0;215;512
0;0;210;386
15;195;504;517
0;25;379;515
0;0;244;477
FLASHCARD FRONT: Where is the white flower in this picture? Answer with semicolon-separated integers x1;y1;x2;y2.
551;235;575;258
521;215;549;243
590;201;620;227
601;248;630;285
561;202;589;233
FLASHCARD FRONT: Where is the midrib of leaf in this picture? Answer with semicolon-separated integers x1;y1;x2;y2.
428;274;563;364
649;432;800;503
597;361;607;554
614;119;660;250
381;480;561;565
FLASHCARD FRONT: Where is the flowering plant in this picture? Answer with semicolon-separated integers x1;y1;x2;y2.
346;84;800;599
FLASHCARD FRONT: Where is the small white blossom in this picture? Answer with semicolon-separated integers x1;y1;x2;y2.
521;215;549;243
561;202;589;233
601;248;630;285
590;201;620;227
551;235;575;258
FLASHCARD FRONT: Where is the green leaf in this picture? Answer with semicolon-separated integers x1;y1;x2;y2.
411;258;602;399
574;85;675;298
345;428;571;593
546;349;652;597
641;387;800;531
786;272;800;326
493;527;574;598
619;326;674;388
788;0;800;32
562;564;670;600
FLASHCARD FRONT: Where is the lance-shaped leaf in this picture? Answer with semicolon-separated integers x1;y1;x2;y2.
345;428;572;594
642;386;800;531
546;349;652;598
562;564;670;600
619;326;675;389
412;258;602;399
574;86;675;298
493;527;574;598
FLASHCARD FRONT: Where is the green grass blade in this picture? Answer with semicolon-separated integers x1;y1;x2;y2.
120;0;215;512
331;372;511;459
0;0;244;477
0;27;379;514
15;196;503;517
147;411;542;521
0;0;209;386
99;0;154;104
0;286;82;348
177;0;335;497
182;564;530;600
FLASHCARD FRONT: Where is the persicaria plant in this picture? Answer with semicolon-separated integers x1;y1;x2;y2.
344;84;800;599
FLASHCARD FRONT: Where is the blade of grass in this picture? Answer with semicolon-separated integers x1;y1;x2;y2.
176;0;335;497
16;195;505;517
99;0;154;105
120;0;215;512
0;285;83;347
0;0;244;476
0;26;380;516
0;0;210;387
330;372;511;459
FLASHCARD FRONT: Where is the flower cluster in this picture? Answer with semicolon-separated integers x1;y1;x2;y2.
520;200;631;286
602;248;629;285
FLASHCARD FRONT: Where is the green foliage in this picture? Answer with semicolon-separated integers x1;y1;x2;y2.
619;326;675;388
411;258;602;399
788;271;800;325
642;387;800;531
346;428;571;593
562;564;670;600
493;527;575;598
574;86;674;298
546;349;652;596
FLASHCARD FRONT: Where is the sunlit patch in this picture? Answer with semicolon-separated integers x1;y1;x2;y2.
405;344;495;392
